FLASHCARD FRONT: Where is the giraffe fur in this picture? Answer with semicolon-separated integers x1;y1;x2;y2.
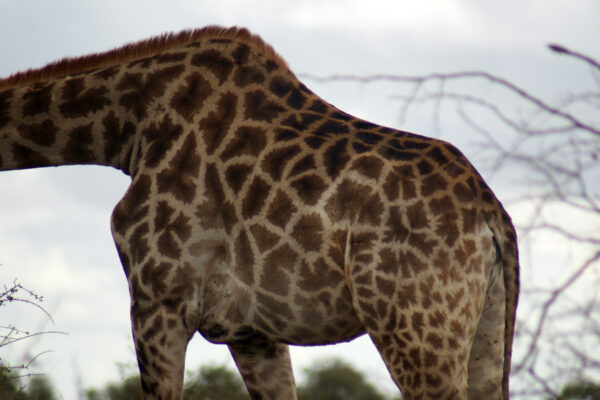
0;26;519;400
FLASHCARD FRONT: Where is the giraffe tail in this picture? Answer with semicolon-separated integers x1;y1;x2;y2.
490;212;520;400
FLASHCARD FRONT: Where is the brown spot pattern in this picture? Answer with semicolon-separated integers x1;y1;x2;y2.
60;78;111;118
351;156;383;180
117;65;184;120
12;143;51;168
200;92;237;154
62;123;94;163
101;111;136;164
250;224;280;252
0;27;518;400
289;155;316;177
269;75;291;97
195;163;226;229
235;230;255;285
225;163;252;193
244;90;284;122
220;126;267;161
170;72;212;121
0;90;13;130
18;119;58;147
242;176;271;218
324;138;350;177
291;213;323;252
261;243;297;295
234;65;265;87
262;145;301;181
23;83;54;116
112;174;152;233
291;174;327;206
157;135;201;203
142;115;184;169
266;190;297;228
191;49;234;84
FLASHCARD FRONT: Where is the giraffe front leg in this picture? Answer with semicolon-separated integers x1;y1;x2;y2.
228;337;297;400
131;299;193;400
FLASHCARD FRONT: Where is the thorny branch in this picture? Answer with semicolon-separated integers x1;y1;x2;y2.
0;280;54;323
0;278;66;381
303;44;600;398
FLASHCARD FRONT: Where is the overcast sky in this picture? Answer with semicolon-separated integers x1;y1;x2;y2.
1;1;599;399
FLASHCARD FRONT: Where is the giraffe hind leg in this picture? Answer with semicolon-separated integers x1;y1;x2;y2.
347;258;488;399
229;337;297;400
467;261;505;400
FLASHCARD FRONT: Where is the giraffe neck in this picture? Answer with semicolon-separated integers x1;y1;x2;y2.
0;66;139;174
0;26;289;176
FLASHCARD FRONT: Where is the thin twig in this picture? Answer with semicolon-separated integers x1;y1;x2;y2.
301;69;600;137
549;44;600;71
514;251;600;374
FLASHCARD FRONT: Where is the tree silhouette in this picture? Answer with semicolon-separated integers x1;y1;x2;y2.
82;359;399;400
84;365;248;400
0;368;56;400
297;359;388;400
0;367;25;400
24;375;56;400
84;375;142;400
556;379;600;400
183;364;249;400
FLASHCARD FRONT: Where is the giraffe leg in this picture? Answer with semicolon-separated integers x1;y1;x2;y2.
228;337;297;400
467;262;505;399
130;300;193;400
354;294;473;399
347;259;488;400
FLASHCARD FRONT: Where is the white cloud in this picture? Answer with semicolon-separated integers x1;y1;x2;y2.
287;0;472;35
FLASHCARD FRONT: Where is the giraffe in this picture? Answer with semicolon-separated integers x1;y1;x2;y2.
0;26;519;399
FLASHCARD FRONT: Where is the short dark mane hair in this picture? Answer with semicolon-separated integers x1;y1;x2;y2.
0;25;288;91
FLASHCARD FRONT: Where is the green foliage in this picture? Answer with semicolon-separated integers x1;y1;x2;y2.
8;357;396;400
183;365;250;400
84;376;142;400
0;367;56;400
556;379;600;400
297;359;387;400
83;365;249;400
25;376;56;400
0;366;25;400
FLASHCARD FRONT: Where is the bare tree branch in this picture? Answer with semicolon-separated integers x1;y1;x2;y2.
514;251;600;374
301;68;600;136
549;44;600;71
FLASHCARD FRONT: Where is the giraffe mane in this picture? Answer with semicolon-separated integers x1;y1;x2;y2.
0;26;289;91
